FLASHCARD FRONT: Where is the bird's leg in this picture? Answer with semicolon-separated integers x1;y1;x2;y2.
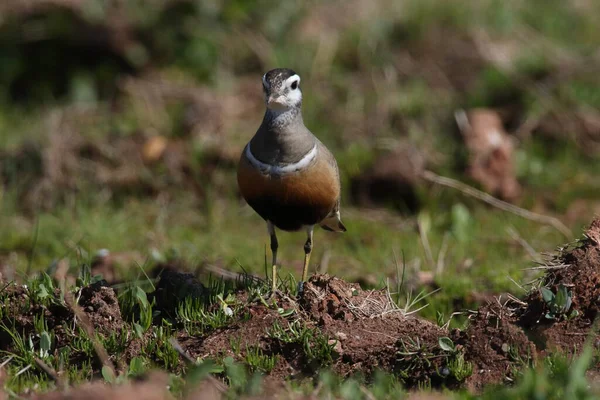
299;225;314;293
268;221;278;294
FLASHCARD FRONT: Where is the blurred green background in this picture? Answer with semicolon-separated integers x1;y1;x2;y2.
1;0;600;321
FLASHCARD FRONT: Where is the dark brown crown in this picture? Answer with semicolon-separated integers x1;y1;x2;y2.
263;68;298;88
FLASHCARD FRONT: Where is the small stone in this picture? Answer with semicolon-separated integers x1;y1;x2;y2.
319;314;333;327
142;135;168;163
335;332;348;341
418;271;435;286
96;248;110;258
328;339;343;356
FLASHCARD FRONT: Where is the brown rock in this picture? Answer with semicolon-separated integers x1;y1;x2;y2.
78;281;124;334
328;339;343;357
142;136;168;163
456;108;521;202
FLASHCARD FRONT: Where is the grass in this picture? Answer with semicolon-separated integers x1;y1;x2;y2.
0;264;334;395
1;0;600;397
1;269;598;399
0;186;570;291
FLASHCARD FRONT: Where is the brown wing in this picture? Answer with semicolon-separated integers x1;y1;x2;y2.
316;141;347;232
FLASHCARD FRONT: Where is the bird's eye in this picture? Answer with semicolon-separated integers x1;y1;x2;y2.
291;80;298;90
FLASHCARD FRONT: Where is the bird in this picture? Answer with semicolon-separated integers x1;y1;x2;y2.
237;68;346;294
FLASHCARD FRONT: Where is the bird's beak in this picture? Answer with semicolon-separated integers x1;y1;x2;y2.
267;95;287;110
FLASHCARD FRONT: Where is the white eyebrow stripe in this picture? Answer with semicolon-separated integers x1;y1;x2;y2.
285;74;301;87
246;143;317;175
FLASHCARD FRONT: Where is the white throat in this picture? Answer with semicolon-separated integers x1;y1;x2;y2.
265;106;301;130
246;143;318;175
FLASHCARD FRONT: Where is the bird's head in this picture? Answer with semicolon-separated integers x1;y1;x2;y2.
262;68;302;111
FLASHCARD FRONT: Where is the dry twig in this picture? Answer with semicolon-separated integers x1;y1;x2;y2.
421;170;573;239
34;357;66;390
169;338;228;394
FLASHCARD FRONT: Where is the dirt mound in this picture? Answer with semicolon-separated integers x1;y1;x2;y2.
176;295;295;381
78;281;124;334
451;217;600;391
5;220;600;396
300;275;447;383
454;303;536;392
0;282;66;353
0;279;123;353
517;218;600;352
177;274;458;388
150;266;208;318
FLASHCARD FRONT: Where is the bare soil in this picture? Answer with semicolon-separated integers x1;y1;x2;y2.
516;218;600;353
3;219;600;399
167;217;600;392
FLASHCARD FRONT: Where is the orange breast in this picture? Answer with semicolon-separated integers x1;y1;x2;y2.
237;150;340;231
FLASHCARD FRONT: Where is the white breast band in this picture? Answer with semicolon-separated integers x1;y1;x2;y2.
246;143;317;175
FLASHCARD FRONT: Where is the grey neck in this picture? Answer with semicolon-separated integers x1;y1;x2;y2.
250;106;317;165
263;106;302;130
